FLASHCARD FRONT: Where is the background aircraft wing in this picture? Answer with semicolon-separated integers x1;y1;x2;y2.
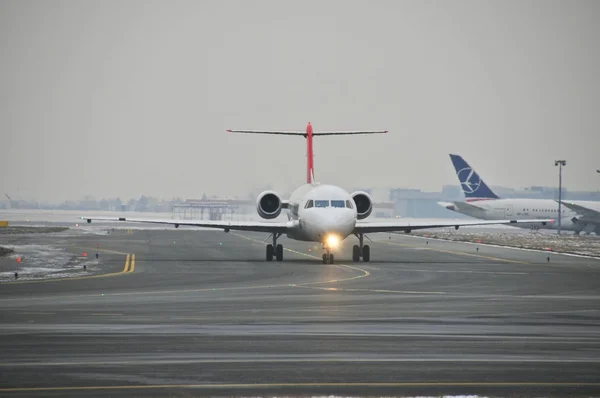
353;218;553;234
559;201;600;220
80;216;289;233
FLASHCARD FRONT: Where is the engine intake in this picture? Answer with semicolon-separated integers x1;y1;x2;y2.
256;191;282;219
351;191;373;220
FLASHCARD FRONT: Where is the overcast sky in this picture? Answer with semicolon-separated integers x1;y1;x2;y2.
1;0;599;202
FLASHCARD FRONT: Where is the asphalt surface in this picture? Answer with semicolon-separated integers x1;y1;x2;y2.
1;228;600;397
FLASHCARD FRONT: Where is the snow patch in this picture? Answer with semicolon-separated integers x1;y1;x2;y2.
412;230;600;258
0;244;97;282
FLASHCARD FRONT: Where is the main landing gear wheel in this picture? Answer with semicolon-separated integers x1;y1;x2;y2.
322;253;334;264
362;245;370;262
266;233;284;262
352;245;360;262
352;234;371;262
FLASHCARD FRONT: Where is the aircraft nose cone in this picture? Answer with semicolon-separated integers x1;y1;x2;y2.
319;211;355;235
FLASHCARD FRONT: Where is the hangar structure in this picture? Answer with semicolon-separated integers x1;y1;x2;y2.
171;197;254;221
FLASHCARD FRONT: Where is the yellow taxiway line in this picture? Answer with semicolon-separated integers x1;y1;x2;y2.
3;253;135;285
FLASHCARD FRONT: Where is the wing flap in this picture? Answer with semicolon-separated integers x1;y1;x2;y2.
81;216;289;233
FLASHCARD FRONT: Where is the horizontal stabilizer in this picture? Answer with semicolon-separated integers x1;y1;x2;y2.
227;122;388;184
226;130;306;136
313;131;388;136
440;200;486;212
227;130;388;136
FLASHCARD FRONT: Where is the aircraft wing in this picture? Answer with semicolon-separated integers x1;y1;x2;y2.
559;201;600;220
353;218;554;234
80;216;289;233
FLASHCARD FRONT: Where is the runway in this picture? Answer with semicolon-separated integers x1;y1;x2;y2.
1;229;600;397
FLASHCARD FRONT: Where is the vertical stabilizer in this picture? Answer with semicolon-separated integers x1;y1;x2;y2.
306;122;315;184
449;154;499;200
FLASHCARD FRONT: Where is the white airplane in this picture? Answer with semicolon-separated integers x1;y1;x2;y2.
81;124;552;263
440;154;600;235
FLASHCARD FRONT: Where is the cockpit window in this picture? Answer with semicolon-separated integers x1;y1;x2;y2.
307;200;349;208
315;200;329;208
331;200;345;208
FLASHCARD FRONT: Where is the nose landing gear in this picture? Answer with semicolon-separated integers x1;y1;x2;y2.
322;253;334;264
352;233;370;262
322;242;335;264
266;233;283;261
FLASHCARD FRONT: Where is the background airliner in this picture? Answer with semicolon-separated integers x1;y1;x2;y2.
440;154;600;235
82;125;551;263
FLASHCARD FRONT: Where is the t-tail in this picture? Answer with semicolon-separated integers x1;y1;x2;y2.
227;122;388;184
449;154;499;201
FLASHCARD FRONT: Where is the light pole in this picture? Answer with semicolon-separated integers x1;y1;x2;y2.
555;160;566;235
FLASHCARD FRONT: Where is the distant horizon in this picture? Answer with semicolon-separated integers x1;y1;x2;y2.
2;182;599;206
3;164;600;204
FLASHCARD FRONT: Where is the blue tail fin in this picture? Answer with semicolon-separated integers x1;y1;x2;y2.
449;154;499;200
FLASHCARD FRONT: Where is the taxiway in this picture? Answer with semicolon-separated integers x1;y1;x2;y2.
1;229;599;397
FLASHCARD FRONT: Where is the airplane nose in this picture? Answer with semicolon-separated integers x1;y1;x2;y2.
323;210;355;235
305;209;356;242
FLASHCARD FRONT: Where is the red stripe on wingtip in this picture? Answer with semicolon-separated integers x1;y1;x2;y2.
226;129;232;132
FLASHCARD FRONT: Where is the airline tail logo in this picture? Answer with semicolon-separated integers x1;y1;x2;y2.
449;154;499;200
457;167;481;194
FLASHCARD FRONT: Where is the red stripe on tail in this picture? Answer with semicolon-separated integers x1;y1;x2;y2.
306;122;314;184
